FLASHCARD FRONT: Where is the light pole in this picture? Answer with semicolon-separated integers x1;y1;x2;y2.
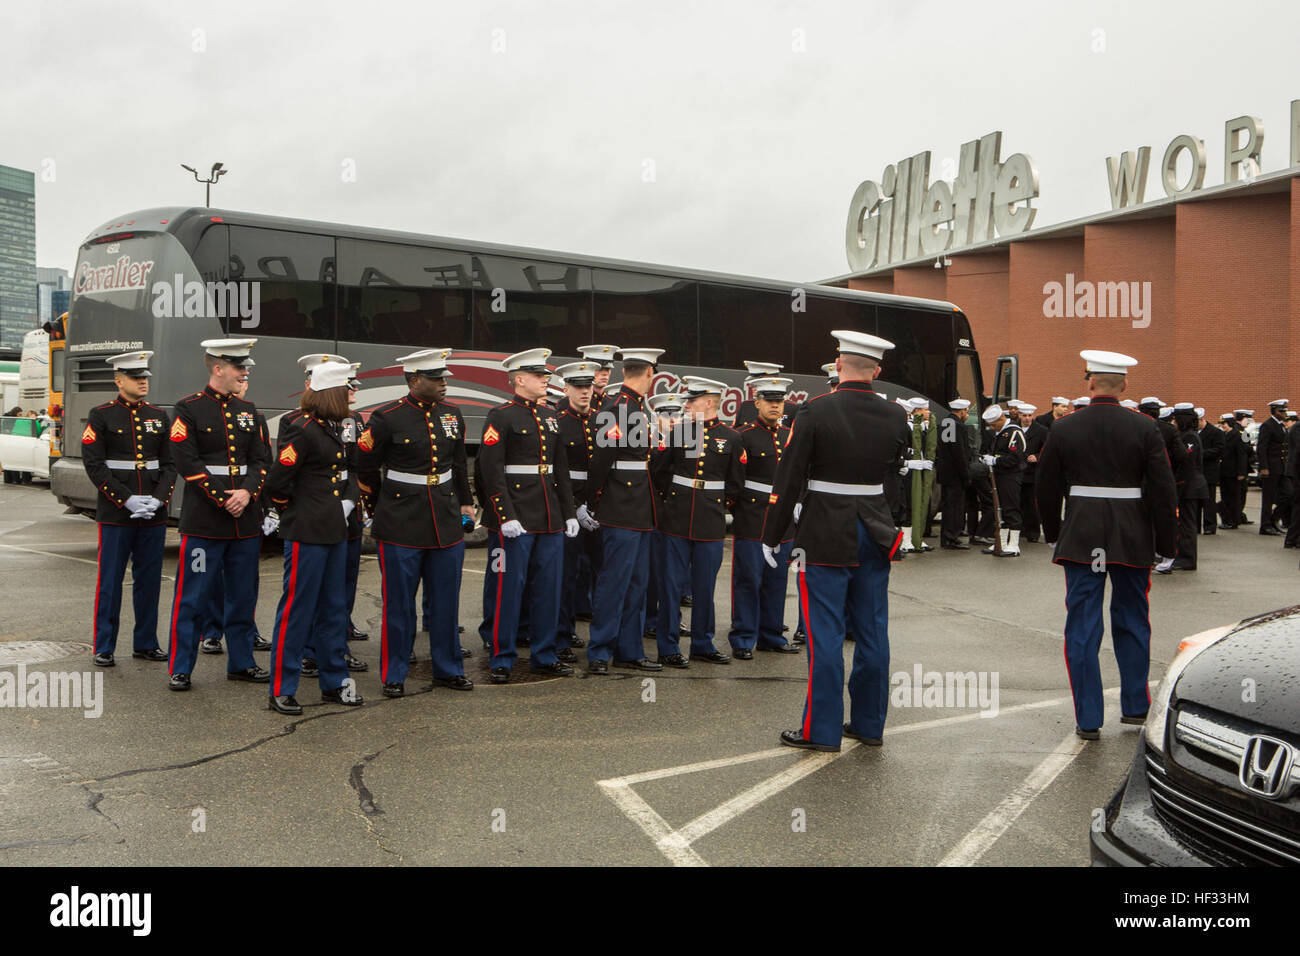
181;162;228;207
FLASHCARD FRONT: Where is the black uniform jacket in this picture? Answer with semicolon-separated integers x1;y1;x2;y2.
587;385;657;531
1033;410;1056;432
1221;424;1246;480
1035;395;1178;567
476;395;576;534
733;420;793;542
1176;426;1209;500
1022;420;1048;483
652;417;745;541
1232;423;1251;477
990;423;1027;476
82;396;177;525
171;386;270;539
1257;416;1286;472
356;393;470;549
762;379;908;566
340;415;361;540
933;413;972;488
556;406;595;509
1199;423;1224;484
1286;423;1300;480
265;411;355;545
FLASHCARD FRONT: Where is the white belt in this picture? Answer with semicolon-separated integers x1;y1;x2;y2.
504;464;555;476
743;479;773;494
206;464;247;475
388;469;453;486
1070;485;1142;499
106;459;159;470
569;470;588;480
613;460;647;471
807;479;884;496
673;474;723;491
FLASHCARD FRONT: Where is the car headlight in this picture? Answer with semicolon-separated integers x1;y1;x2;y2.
1145;624;1235;752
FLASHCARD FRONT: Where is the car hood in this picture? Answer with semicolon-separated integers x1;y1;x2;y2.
1174;605;1300;735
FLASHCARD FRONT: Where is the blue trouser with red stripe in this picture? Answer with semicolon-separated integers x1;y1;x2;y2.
379;540;465;685
268;540;349;698
92;522;165;656
798;520;891;745
645;530;664;624
306;534;361;660
589;527;650;664
1062;560;1152;731
657;536;723;658
558;527;600;647
728;538;793;652
482;529;562;670
169;535;260;677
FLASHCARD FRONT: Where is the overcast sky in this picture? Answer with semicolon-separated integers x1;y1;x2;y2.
4;0;1298;280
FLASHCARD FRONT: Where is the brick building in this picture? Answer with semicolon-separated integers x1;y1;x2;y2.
822;169;1300;418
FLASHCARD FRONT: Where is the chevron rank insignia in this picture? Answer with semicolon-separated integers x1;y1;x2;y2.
278;443;298;466
81;424;96;444
170;419;187;441
483;425;500;446
358;428;374;451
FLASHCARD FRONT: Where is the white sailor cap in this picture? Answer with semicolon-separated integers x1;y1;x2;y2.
1159;406;1174;419
1073;396;1092;407
1174;402;1195;412
821;362;839;381
616;347;664;367
647;392;684;414
1080;349;1138;375
750;376;793;399
949;399;971;410
1121;399;1139;409
1288;411;1298;419
1140;397;1163;407
908;397;930;411
682;376;727;398
555;361;600;385
578;344;619;368
397;348;454;376
1233;408;1250;416
107;350;154;377
298;352;348;374
1019;403;1038;414
1006;399;1024;408
895;397;912;410
832;330;895;360
502;348;552;374
1220;412;1235;421
1051;396;1070;406
1194;407;1205;418
1245;409;1256;417
742;360;784;379
981;404;1004;423
201;338;257;366
309;361;353;392
1269;398;1289;408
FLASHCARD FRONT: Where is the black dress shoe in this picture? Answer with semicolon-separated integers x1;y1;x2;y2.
587;659;610;675
757;643;800;654
566;633;586;649
970;535;994;545
347;622;369;641
344;653;368;672
842;723;883;745
734;648;753;660
132;648;167;662
321;687;364;706
791;630;806;646
434;675;474;691
693;650;732;664
779;730;840;752
169;672;192;691
557;647;578;663
199;637;223;655
891;550;905;561
461;647;473;658
382;682;404;698
643;626;657;639
92;652;115;667
941;541;971;550
1076;727;1100;740
614;658;662;671
268;694;302;715
517;634;531;647
489;667;511;684
530;661;575;676
680;594;693;607
1120;712;1148;726
301;658;319;678
658;653;689;668
228;665;270;683
1260;525;1282;536
252;634;271;651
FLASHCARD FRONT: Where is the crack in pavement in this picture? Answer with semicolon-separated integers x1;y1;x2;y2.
0;836;90;850
891;589;1061;637
349;744;396;817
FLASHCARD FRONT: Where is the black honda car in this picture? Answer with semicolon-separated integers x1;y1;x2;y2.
1092;605;1300;865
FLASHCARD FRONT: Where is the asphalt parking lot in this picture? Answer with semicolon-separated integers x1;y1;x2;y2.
1;479;1295;866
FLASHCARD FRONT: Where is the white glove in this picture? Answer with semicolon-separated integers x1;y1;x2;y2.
576;504;600;531
919;460;933;471
793;502;802;523
363;513;374;532
565;518;579;538
501;519;525;538
762;543;779;569
725;513;733;528
342;499;355;520
262;511;280;536
981;455;996;467
124;494;152;514
905;459;924;470
899;464;910;476
145;496;164;512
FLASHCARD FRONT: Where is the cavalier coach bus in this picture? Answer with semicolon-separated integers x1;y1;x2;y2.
51;206;1015;517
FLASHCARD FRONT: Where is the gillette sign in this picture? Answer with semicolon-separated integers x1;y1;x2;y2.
845;131;1039;271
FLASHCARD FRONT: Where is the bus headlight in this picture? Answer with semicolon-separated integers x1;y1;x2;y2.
1145;624;1235;753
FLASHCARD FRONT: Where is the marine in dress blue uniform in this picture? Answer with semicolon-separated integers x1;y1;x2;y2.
643;391;684;641
554;361;602;662
263;362;365;715
357;349;475;697
166;339;271;691
733;360;785;429
81;351;175;666
728;376;799;658
1035;351;1178;739
763;332;909;751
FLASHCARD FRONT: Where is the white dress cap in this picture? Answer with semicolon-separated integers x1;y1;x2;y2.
201;338;257;366
742;360;783;377
1173;402;1195;411
1121;399;1139;409
501;348;552;374
1269;398;1289;408
107;350;154;377
647;392;684;414
1080;349;1138;374
832;330;895;360
1194;407;1205;418
750;376;793;398
396;348;454;376
682;376;726;397
1159;406;1173;419
1073;396;1092;407
1140;396;1163;406
297;353;348;373
309;361;353;391
578;344;619;368
616;347;665;366
555;361;599;385
821;362;838;379
981;404;1004;423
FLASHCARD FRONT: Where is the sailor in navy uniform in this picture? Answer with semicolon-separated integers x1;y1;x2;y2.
357;349;475;698
577;344;619;411
1019;402;1047;542
935;398;973;549
1035;351;1178;740
263;362;365;715
644;390;685;641
166;339;271;691
1257;399;1289;534
584;347;666;674
763;331;908;751
81;351;175;667
734;360;784;428
1167;402;1208;571
977;404;1026;556
728;376;799;658
475;348;579;683
554;361;602;661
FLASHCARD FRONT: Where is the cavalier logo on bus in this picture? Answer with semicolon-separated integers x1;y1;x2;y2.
74;256;156;297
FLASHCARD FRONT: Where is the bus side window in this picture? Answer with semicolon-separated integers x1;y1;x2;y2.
792;296;872;375
228;227;336;339
593;271;698;364
470;255;591;356
697;284;792;372
337;240;472;349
